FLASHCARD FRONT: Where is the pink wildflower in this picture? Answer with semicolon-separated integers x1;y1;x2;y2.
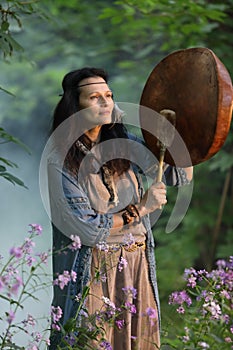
146;307;157;326
37;252;48;264
29;224;42;235
225;337;232;343
23;314;36;327
96;241;109;252
70;270;77;282
146;307;157;319
26;256;36;267
53;270;71;290
177;306;185;314
118;257;128;272
69;235;81;251
51;305;63;323
23;238;35;254
10;275;23;296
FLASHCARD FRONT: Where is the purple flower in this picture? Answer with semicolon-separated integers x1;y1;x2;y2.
197;341;210;348
99;340;112;350
9;246;23;259
203;301;221;319
64;334;76;346
122;286;137;299
169;290;192;307
69;235;81;251
75;293;82;302
182;335;190;343
177;306;185;314
187;275;197;288
32;332;42;343
197;269;207;280
125;301;137;314
216;259;227;269
102;296;116;310
70;270;77;282
115;319;125;329
222;314;230;324
96;241;109;252
37;252;48;264
118;257;128;272
29;224;42;235
145;307;157;325
146;307;157;319
184;267;197;279
23;314;36;327
100;273;107;283
52;324;60;331
123;233;135;247
23;237;35;254
26;256;36;267
225;337;232;343
51;305;63;323
220;290;231;300
53;270;71;290
10;275;23;296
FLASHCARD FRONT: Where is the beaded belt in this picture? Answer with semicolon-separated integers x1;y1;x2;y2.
108;241;146;253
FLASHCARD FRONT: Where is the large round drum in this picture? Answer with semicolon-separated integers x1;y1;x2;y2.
140;47;233;167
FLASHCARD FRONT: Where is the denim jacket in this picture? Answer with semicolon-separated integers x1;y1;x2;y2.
48;133;189;347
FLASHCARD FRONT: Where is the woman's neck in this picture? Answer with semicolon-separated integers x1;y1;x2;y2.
85;126;101;143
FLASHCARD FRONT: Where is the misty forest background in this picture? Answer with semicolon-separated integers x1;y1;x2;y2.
0;0;233;341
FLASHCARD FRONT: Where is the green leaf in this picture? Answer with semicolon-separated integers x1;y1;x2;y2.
63;317;76;332
0;85;15;96
0;172;27;188
1;20;10;31
0;157;18;168
0;165;6;172
5;33;24;52
0;127;31;154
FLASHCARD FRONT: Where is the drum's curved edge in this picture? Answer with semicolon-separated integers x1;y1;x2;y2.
203;51;233;162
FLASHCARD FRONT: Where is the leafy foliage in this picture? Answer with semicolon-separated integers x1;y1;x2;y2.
0;127;29;187
0;0;44;58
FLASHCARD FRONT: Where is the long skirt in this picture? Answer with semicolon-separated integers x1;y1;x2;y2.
86;244;160;350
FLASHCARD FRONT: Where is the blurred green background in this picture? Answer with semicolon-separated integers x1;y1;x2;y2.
0;0;232;347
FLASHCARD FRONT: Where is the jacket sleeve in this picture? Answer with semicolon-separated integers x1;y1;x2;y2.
47;162;112;247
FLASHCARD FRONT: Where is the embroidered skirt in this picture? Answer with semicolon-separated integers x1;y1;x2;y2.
87;244;160;349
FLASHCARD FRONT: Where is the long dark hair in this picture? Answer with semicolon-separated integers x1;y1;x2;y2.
52;67;130;175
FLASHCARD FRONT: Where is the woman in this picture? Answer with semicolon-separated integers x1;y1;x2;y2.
48;67;193;349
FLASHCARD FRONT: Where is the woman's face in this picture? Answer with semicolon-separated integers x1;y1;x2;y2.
78;76;114;126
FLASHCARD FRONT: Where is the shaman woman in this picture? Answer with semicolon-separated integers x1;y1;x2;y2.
48;67;193;349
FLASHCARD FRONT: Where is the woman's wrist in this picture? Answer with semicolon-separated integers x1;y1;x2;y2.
135;204;148;218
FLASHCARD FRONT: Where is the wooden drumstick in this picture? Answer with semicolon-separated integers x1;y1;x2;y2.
157;109;176;208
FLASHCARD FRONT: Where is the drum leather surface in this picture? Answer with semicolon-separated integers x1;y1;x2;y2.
140;47;233;166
